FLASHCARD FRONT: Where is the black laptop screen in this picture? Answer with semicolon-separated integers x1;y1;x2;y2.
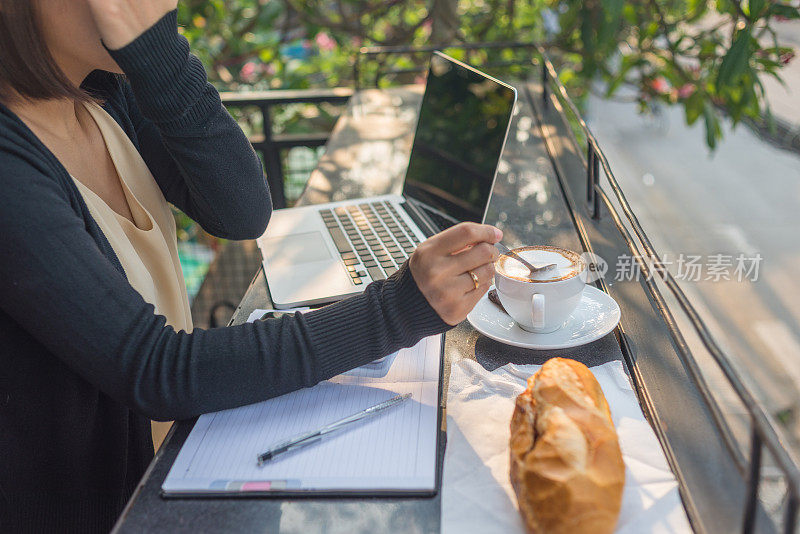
402;52;516;225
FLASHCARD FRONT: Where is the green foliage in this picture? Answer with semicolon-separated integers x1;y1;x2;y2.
177;0;798;150
551;0;798;149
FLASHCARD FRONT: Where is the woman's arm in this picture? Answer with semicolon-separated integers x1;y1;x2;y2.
108;10;272;240
0;159;448;421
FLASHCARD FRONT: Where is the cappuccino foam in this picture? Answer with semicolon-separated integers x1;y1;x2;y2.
497;246;583;282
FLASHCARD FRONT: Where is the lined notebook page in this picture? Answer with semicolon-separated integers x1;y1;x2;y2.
162;335;441;493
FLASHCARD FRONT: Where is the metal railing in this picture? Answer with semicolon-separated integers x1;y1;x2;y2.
534;46;800;533
220;88;354;208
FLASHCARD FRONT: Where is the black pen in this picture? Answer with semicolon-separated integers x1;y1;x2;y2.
257;393;412;465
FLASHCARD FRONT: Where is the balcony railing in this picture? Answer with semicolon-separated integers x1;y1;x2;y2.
220;88;354;209
531;46;800;534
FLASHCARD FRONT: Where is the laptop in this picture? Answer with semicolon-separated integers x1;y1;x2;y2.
257;51;517;308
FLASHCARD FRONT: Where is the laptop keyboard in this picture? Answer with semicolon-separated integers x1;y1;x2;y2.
319;201;421;285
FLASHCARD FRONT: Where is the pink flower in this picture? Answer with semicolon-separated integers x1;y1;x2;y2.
315;32;337;52
649;77;670;94
677;83;696;98
781;51;795;65
240;62;257;83
422;19;433;35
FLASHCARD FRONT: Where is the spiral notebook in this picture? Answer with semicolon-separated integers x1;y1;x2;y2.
161;334;444;497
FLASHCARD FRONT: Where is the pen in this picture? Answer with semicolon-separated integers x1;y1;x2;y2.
257;392;412;465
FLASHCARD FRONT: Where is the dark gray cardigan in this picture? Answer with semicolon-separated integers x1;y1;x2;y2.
0;11;448;533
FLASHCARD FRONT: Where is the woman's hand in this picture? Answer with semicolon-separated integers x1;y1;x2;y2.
409;222;503;326
86;0;178;50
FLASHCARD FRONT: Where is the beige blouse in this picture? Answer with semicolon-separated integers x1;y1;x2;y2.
72;102;193;448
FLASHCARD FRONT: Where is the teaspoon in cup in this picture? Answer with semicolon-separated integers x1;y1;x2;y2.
495;243;557;276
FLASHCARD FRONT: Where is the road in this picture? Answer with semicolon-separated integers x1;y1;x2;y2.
585;89;800;446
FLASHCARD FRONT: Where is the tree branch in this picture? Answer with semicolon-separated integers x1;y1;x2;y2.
648;0;695;84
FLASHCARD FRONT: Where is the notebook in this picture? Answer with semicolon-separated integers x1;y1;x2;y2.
161;334;444;497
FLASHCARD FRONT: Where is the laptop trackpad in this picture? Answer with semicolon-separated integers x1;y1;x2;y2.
263;231;332;265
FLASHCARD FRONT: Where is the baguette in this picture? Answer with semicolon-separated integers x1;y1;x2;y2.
509;357;625;534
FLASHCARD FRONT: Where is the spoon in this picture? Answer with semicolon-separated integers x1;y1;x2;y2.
487;289;509;315
495;242;557;276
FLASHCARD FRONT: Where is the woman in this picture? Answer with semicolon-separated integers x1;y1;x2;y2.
0;1;502;532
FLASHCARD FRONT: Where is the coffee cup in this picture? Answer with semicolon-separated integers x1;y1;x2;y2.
494;245;586;333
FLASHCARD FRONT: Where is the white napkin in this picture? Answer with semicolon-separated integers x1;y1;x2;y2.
441;358;692;534
246;307;310;323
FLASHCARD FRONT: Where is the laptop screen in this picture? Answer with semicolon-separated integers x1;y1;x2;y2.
402;52;517;226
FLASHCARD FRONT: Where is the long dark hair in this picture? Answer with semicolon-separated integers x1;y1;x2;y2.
0;1;90;103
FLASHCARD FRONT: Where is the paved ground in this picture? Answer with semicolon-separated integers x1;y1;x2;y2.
585;88;800;444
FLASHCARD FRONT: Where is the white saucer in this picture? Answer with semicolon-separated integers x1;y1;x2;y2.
467;285;621;350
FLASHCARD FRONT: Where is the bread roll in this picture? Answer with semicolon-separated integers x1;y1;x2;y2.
509;357;625;534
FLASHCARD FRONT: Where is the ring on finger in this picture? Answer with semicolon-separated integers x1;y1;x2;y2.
468;270;480;291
